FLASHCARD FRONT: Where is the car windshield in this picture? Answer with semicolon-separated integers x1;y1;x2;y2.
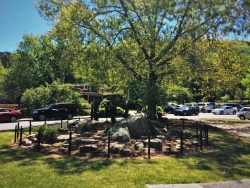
181;106;189;110
218;106;225;109
43;104;54;109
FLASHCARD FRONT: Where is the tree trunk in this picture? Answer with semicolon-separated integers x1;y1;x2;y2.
146;72;158;120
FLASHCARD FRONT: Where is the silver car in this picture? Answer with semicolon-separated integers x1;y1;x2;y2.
237;107;250;120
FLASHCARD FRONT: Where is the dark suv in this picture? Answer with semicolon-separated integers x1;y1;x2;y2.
31;103;78;121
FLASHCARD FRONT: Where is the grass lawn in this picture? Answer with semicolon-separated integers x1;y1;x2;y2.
1;129;250;188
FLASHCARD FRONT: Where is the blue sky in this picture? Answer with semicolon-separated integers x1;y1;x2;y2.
0;0;51;52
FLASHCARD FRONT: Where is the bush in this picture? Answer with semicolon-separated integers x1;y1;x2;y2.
39;124;58;143
21;81;89;115
221;94;230;103
142;105;163;113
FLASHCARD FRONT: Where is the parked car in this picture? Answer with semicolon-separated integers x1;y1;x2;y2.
164;104;180;114
237;107;250;120
186;103;200;112
224;103;243;110
173;105;199;116
31;103;78;121
0;108;22;122
200;103;214;112
212;106;238;115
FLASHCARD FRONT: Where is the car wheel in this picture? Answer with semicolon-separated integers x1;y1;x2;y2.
183;112;187;116
67;113;73;120
10;116;17;122
239;115;245;120
39;114;46;121
208;110;212;113
220;111;224;115
195;111;199;115
233;111;236;115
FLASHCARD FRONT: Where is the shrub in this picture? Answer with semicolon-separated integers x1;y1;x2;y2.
142;105;163;113
39;124;58;143
21;80;89;115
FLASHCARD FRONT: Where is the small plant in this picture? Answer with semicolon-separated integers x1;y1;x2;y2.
39;124;58;143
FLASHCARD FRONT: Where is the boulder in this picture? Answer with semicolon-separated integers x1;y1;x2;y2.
79;145;97;154
110;127;130;142
81;132;94;137
110;143;124;154
57;135;69;142
67;119;79;128
111;115;159;139
134;142;144;151
75;120;100;133
120;148;132;157
27;134;37;142
22;139;33;146
143;138;162;150
72;138;99;145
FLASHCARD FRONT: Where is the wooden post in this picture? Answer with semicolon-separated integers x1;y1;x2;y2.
44;117;46;124
29;120;32;135
17;122;19;139
180;128;184;154
206;125;209;145
148;133;151;160
196;121;199;137
14;125;17;144
61;119;63;128
19;126;23;146
79;117;80;121
166;118;169;130
107;131;111;159
37;129;41;152
199;128;203;150
182;119;185;130
68;130;72;156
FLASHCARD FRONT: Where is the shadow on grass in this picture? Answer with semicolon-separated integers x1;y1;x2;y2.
1;130;250;179
179;130;250;179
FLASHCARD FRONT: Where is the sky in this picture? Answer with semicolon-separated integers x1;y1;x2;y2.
0;0;51;52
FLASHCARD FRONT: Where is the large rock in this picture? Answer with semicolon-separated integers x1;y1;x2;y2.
72;138;99;145
110;126;130;142
67;119;79;128
110;143;124;154
111;115;159;139
75;120;100;133
27;134;37;143
134;142;144;151
21;139;33;146
79;145;97;154
143;138;162;151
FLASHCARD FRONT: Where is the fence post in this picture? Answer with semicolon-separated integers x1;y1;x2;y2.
199;127;203;150
44;117;46;124
37;129;41;152
67;120;69;127
182;119;185;130
79;117;80;121
14;125;17;144
206;125;209;145
17;122;20;139
61;119;63;128
107;131;111;159
180;128;184;154
196;121;199;137
29;120;32;135
68;130;72;156
148;133;151;160
166;118;169;130
19;126;23;146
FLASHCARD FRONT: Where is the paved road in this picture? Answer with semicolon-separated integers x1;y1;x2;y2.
0;112;240;131
0;116;125;131
166;112;239;120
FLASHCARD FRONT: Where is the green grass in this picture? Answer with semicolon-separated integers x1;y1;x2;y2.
200;118;250;123
1;130;250;188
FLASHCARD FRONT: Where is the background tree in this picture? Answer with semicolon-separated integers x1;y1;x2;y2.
37;0;249;119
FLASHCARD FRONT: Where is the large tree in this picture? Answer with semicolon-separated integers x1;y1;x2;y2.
38;0;249;119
